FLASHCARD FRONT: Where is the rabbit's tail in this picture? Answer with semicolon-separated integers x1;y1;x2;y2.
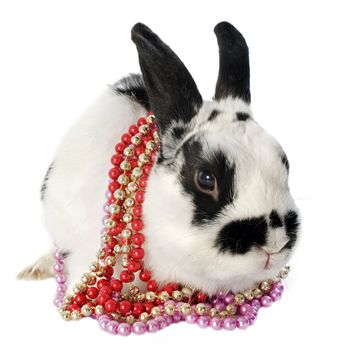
17;249;55;280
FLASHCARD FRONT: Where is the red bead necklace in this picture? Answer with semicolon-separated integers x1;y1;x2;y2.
53;113;289;335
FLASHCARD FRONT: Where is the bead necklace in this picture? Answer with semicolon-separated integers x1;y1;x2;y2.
53;112;290;335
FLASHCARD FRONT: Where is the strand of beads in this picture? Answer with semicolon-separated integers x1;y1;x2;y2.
52;112;290;335
53;245;288;334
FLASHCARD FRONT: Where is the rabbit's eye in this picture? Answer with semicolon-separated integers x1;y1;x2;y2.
195;171;217;192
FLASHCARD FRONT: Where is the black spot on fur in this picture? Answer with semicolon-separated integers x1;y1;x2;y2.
131;23;202;135
112;73;150;110
156;147;166;165
41;162;54;200
171;126;185;139
269;210;283;228
284;211;299;249
62;251;70;259
180;137;235;225
208;109;220;121
281;151;290;171
236;112;250;121
215;217;267;254
214;22;251;103
285;211;299;235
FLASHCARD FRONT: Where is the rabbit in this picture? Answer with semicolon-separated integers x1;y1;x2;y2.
18;22;300;296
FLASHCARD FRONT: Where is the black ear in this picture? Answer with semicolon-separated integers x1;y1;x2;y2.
131;23;203;134
214;22;251;103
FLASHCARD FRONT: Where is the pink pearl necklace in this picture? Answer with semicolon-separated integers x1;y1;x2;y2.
52;113;289;335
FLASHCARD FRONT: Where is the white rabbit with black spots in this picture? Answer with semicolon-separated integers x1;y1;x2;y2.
18;22;300;296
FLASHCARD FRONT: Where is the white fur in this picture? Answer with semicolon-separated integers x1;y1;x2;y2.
41;89;299;295
42;88;146;291
143;97;299;294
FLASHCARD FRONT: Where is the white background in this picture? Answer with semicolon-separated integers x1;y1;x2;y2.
1;0;349;348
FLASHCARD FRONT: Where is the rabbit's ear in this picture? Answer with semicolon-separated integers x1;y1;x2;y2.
214;22;251;103
131;23;202;135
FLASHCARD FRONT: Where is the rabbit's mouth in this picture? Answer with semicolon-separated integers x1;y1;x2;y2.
260;242;291;270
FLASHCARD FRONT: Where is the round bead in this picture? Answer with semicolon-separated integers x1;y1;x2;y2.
154;316;167;329
81;304;92;317
172;311;182;323
260;280;272;292
87;287;99;299
119;300;132;315
118;174;129;185
260;295;273;307
145;291;156;301
239;304;250;316
251;299;261;309
107;320;119;334
109;167;121;180
127;260;141;273
117;322;131;336
104;218;115;228
146;279;158;291
180;303;191;315
131;134;142;145
124;198;134;207
123;146;134;157
137;117;147;126
105;299;118;313
185;312;198;324
127;182;138;192
132;321;147;335
270;289;282;301
139;153;149;164
121;133;132;144
243;289;254;301
164;304;175;315
120;270;134;283
224;293;234;304
114;189;125;200
195;303;207;315
71;310;81;320
237;316;250;329
99;285;113;296
129;124;139;135
226;303;237;315
196;292;208;303
234;293;245;305
97;293;110;306
139;124;149;134
95;305;104;315
151;306;161;317
253;288;263;299
56;274;66;284
131;233;145;246
108;203;120;215
54;262;64;273
135;191;145;203
223;317;237;330
115;142;126;153
131;247;144;261
121;244;130;253
121;228;131;238
210;316;223;330
132;167;143;177
111;154;123;166
197;315;210;328
74;293;87;306
131;219;143;231
97;278;109;290
122;213;133;223
214;302;226;312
